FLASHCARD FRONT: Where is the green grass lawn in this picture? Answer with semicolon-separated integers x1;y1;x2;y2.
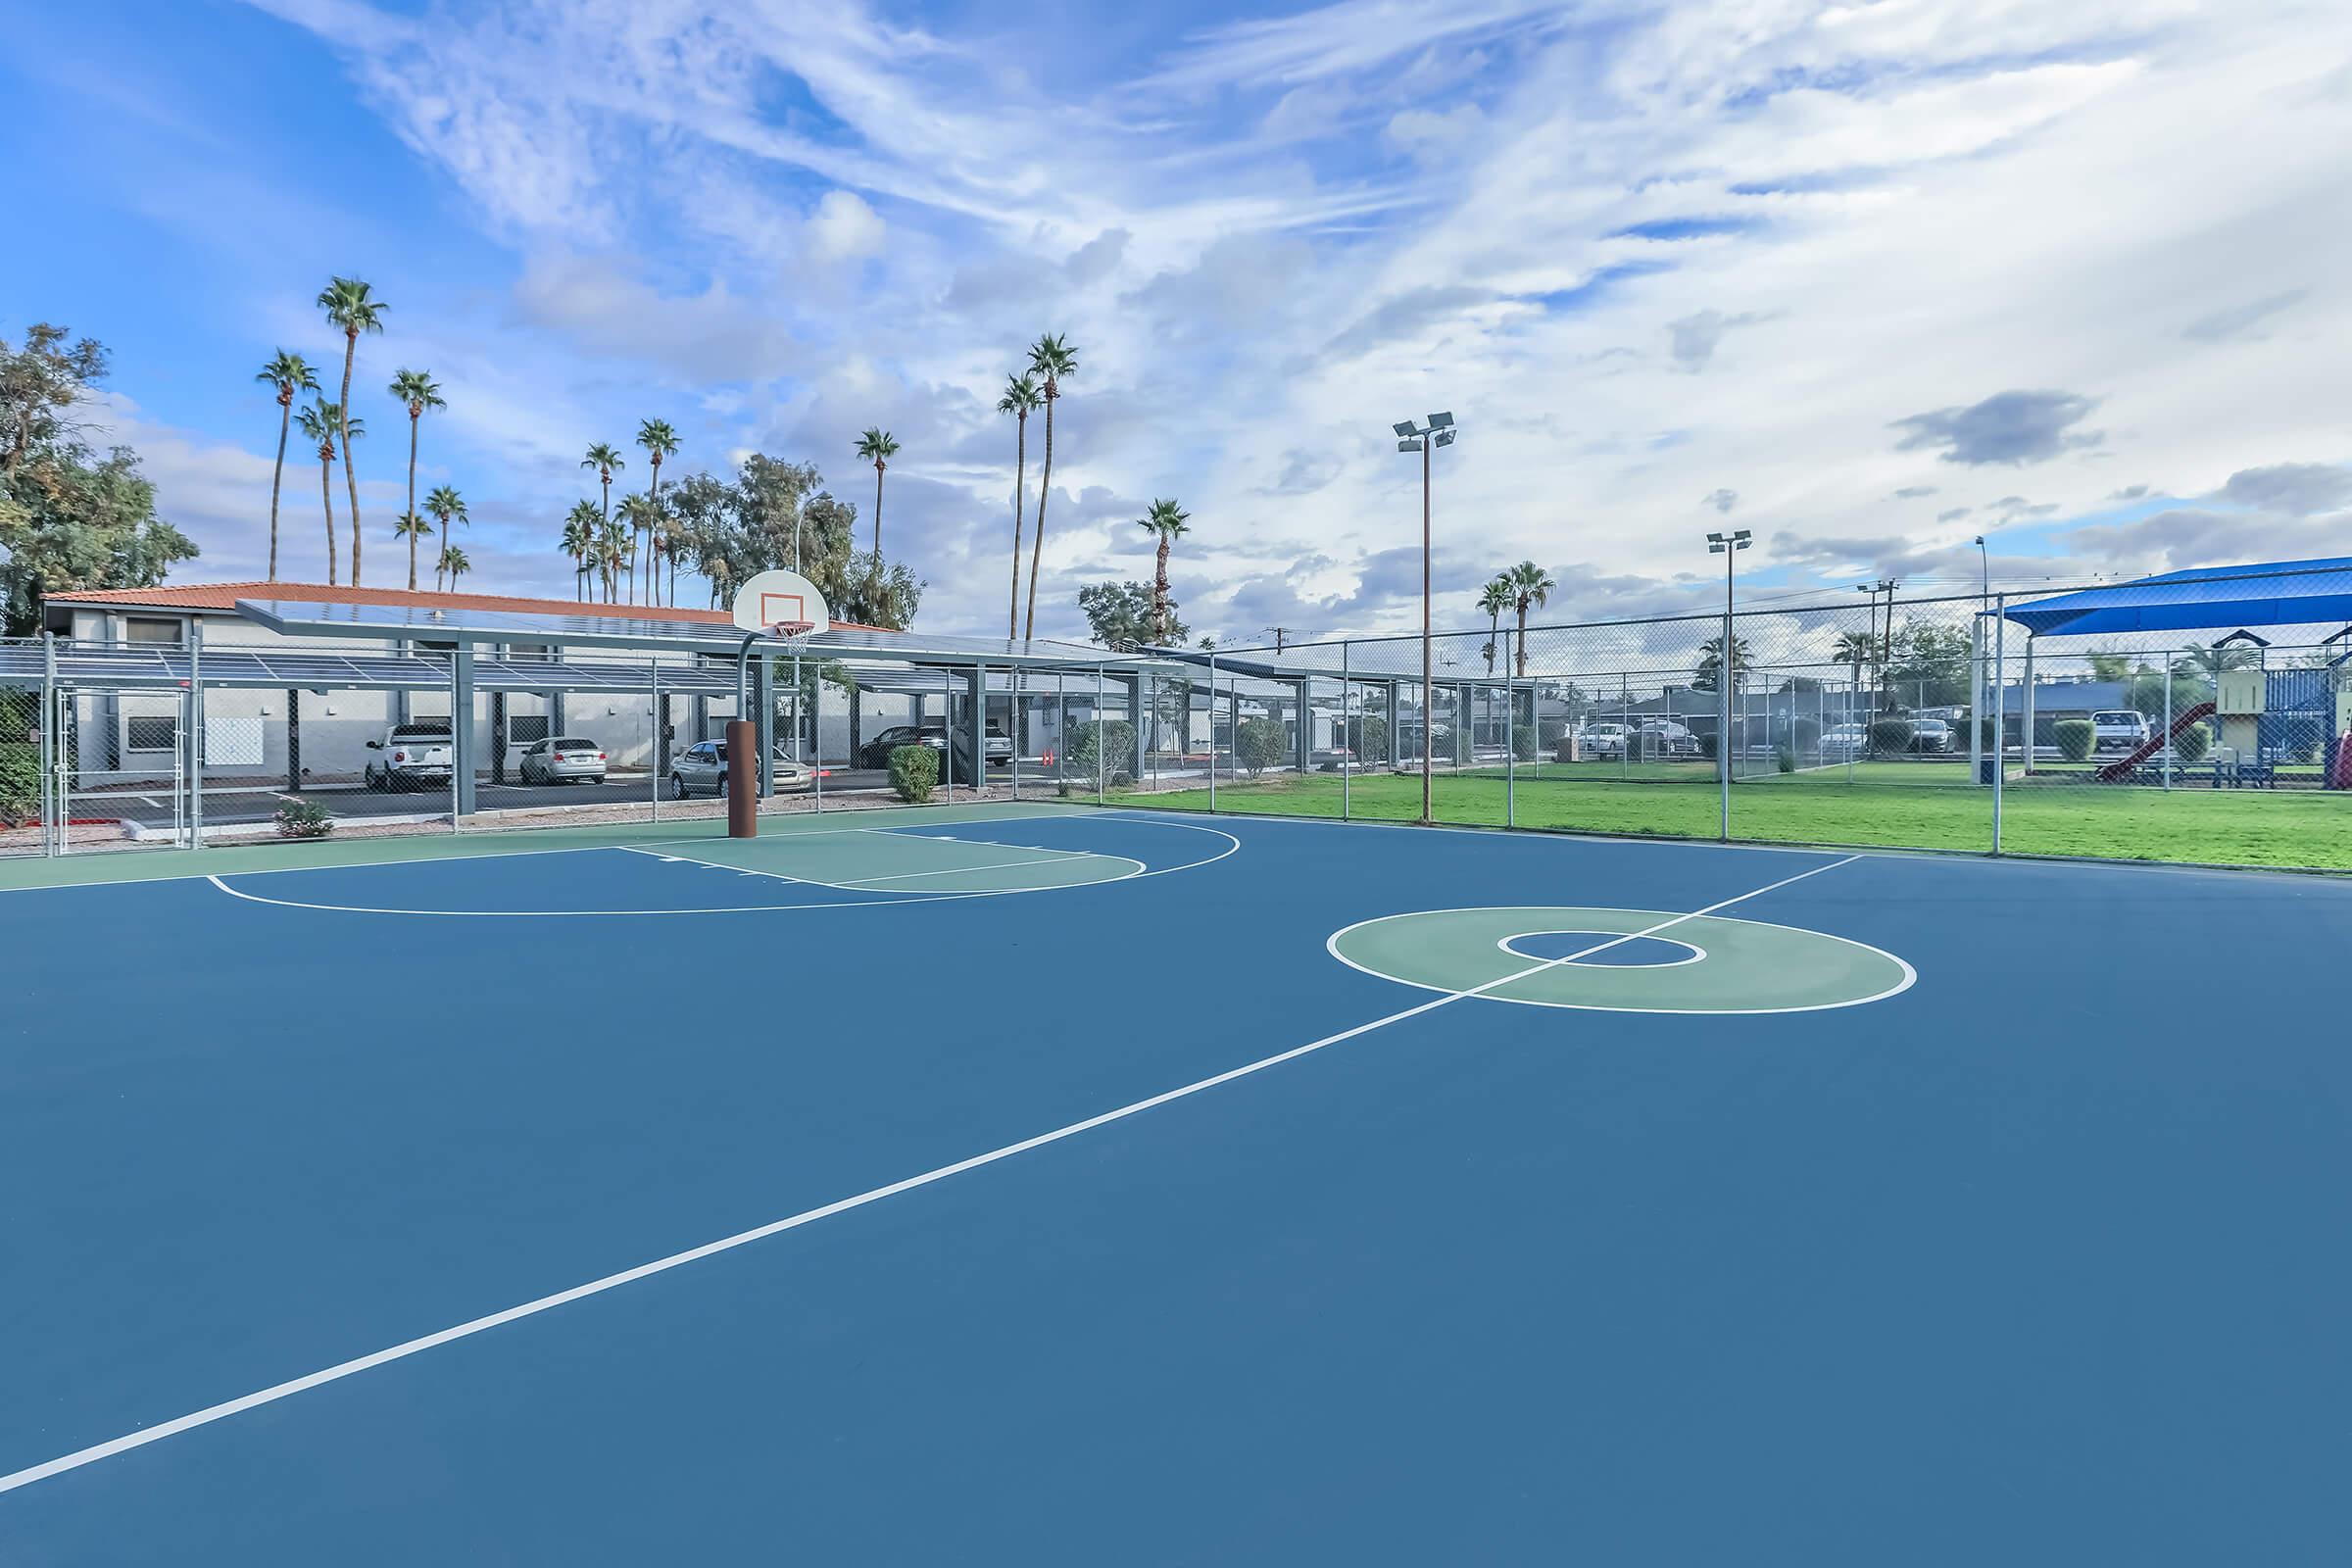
1119;767;2352;870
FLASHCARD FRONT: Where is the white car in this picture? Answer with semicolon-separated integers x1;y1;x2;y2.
1579;722;1629;758
517;735;607;785
668;739;813;798
1821;722;1870;759
2091;710;2151;755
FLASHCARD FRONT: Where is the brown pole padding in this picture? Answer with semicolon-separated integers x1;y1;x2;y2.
724;718;758;837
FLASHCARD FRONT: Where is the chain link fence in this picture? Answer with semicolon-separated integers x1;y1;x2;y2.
1110;568;2351;872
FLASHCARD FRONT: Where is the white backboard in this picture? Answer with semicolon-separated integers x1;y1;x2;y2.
731;567;833;634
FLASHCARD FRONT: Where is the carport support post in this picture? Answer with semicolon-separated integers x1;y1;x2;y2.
966;663;986;791
1968;614;1983;784
1095;664;1106;803
1125;673;1145;783
1207;649;1219;811
451;645;477;822
1338;642;1348;820
1992;598;2006;854
2021;633;2037;774
755;655;775;798
1385;681;1399;772
1502;632;1514;828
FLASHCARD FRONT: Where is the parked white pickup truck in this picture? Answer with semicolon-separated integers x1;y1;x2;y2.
2090;710;2151;755
364;720;456;792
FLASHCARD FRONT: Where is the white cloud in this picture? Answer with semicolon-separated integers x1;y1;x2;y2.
805;190;886;263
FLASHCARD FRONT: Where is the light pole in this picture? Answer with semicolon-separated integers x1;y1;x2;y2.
1973;536;1989;779
1707;529;1750;840
1395;411;1457;825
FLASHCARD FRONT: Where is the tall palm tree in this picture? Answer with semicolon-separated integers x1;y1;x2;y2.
598;516;631;604
1137;498;1191;644
636;418;678;597
254;351;318;582
317;277;388;584
660;514;685;608
391;510;434;591
616;492;663;607
295;400;358;585
388;369;444;566
1507;561;1554;677
581;441;625;596
1022;333;1078;643
423;484;466;588
437;543;471;588
1478;576;1513;674
855;426;900;562
996;372;1041;638
561;501;600;601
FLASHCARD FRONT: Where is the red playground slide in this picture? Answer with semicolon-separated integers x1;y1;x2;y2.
2096;700;2217;782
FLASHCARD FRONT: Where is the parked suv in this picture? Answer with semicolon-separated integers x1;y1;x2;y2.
518;735;608;785
669;739;812;798
857;722;1013;769
2091;710;2151;755
364;721;455;791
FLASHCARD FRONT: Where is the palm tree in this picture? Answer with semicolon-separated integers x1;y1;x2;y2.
636;418;678;598
1506;561;1554;677
854;426;900;564
295;400;359;585
580;441;625;595
387;369;445;567
616;491;663;607
391;510;434;591
254;351;319;582
1022;333;1078;642
2175;641;2259;676
1137;498;1191;644
1477;576;1513;674
561;501;600;601
423;484;466;588
436;543;471;588
317;277;388;584
598;516;631;604
996;372;1041;638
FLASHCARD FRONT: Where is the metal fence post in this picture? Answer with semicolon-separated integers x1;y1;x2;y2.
650;662;662;823
2162;649;2174;790
1503;630;1515;828
1718;606;1733;841
1338;642;1348;820
1992;595;2006;855
1207;649;1219;813
39;632;56;857
1096;663;1106;805
187;619;204;850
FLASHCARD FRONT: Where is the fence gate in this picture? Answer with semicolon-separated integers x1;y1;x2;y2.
55;685;192;854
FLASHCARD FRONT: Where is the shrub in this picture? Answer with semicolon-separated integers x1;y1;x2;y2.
887;744;939;804
1347;714;1388;764
1511;725;1540;761
2174;722;2211;762
2054;718;2094;762
1792;717;1822;753
0;742;38;828
1065;719;1136;786
1867;717;1915;757
1697;732;1718;760
1236;716;1287;778
1537;719;1568;748
272;796;334;839
1777;745;1796;774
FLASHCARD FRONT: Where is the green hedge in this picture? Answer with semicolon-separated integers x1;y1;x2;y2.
1346;714;1388;764
1066;719;1136;788
1236;716;1287;778
2174;722;2211;762
0;742;37;828
1867;717;1914;757
888;744;939;804
2054;719;2094;762
1511;725;1540;761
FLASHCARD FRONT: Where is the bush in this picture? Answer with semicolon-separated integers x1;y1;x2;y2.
1697;732;1718;760
2174;722;2211;762
272;796;334;839
0;742;38;828
1236;716;1287;778
1537;719;1568;748
1065;719;1136;786
1347;714;1388;764
1867;717;1914;757
887;744;938;804
1792;717;1822;753
2054;719;2094;762
1777;745;1796;774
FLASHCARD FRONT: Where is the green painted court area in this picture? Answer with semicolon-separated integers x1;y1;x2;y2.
1329;905;1915;1013
1125;767;2352;869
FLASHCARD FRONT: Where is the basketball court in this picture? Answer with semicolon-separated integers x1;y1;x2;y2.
4;800;2347;1563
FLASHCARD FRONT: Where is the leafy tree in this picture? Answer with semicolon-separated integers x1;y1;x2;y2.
387;368;444;578
996;372;1041;637
2087;651;2132;682
1885;618;1972;708
254;350;318;580
424;484;466;589
2;323;109;479
1506;561;1553;676
831;552;923;629
855;426;899;560
316;277;387;583
1022;333;1078;642
1077;579;1186;649
0;444;197;636
1137;498;1190;643
1236;716;1287;777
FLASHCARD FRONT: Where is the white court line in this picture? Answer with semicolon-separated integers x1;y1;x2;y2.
0;853;1853;1496
831;855;1138;886
612;842;1144;894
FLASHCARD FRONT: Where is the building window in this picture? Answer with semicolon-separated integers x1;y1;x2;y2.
124;616;184;646
126;715;180;751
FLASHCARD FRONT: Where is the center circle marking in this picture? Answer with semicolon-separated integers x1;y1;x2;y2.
1497;930;1705;968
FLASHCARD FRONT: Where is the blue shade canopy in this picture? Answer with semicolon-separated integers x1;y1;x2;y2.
2004;558;2352;636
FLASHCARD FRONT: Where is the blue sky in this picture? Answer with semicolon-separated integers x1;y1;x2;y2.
4;0;2348;640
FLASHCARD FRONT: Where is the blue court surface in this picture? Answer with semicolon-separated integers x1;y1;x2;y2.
3;804;2347;1564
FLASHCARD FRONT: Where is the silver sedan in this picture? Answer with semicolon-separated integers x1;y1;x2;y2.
518;736;608;784
669;739;814;798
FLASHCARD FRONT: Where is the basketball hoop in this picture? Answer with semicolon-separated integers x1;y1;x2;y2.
766;619;816;643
